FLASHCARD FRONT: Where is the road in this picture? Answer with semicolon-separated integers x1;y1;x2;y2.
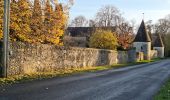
0;59;170;100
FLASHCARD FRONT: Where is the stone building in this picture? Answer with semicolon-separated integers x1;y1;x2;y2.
153;33;164;58
133;20;164;60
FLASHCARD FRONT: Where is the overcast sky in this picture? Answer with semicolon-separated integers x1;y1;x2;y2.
69;0;170;24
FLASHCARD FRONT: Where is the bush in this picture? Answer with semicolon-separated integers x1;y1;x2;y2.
89;30;118;50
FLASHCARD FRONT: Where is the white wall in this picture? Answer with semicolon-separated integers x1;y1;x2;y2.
133;42;151;60
153;47;164;58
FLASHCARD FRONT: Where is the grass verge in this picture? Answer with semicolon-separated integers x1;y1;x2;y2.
0;58;161;86
154;78;170;100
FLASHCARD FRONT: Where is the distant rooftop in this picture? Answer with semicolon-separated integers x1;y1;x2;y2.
153;33;164;47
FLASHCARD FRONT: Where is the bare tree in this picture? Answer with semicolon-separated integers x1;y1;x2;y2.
154;14;170;56
70;15;88;27
155;18;170;35
89;19;96;27
94;5;120;27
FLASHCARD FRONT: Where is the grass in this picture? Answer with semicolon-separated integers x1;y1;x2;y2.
154;78;170;100
0;58;162;86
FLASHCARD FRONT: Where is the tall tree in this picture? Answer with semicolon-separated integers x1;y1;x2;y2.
155;18;170;35
10;0;20;40
154;15;170;56
43;0;53;43
31;0;43;43
165;33;170;56
0;0;3;39
94;5;120;27
116;22;134;49
70;15;88;27
50;3;66;45
14;0;32;42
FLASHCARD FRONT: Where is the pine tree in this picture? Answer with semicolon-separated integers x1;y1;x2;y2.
30;0;43;43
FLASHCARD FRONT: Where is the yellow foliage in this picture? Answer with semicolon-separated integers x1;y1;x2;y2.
43;2;66;45
0;0;67;45
0;0;3;39
89;30;118;50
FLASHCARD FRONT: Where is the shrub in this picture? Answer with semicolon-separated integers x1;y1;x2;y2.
89;30;118;50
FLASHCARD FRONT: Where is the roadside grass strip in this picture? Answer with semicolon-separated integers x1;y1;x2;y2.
154;78;170;100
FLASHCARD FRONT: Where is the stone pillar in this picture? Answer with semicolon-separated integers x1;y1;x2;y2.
143;42;151;60
128;48;137;63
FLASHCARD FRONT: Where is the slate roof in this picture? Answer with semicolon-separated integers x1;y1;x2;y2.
66;27;117;37
66;27;94;37
153;33;164;47
134;20;151;42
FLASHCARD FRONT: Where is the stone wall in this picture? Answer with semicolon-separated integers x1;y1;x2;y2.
150;50;158;59
0;42;136;76
0;41;2;77
64;36;87;47
153;47;164;58
136;52;144;61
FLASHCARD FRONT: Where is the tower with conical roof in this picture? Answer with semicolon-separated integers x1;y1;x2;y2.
133;20;152;60
153;33;164;58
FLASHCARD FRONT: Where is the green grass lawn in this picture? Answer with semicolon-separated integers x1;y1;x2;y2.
0;58;162;86
154;78;170;100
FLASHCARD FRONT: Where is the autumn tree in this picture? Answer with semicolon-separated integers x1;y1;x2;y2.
30;0;43;43
43;0;53;43
50;3;67;45
93;5;134;50
10;0;21;40
0;0;71;44
89;30;118;50
12;0;32;42
0;0;3;39
116;21;135;50
43;0;67;45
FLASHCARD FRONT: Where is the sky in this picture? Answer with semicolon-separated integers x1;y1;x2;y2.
69;0;170;24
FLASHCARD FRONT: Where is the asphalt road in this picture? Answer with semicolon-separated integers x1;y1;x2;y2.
0;59;170;100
